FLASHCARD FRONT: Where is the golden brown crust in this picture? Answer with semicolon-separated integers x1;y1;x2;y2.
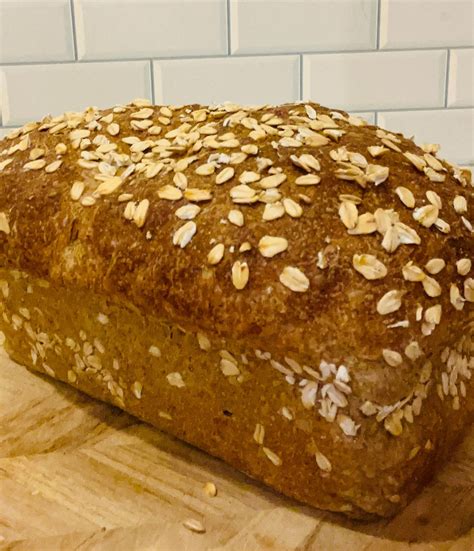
0;100;473;517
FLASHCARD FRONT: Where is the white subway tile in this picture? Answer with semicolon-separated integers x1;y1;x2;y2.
380;0;474;49
447;49;474;108
230;0;377;54
0;0;74;63
378;109;474;165
1;62;151;126
153;56;299;105
303;50;447;112
74;0;227;60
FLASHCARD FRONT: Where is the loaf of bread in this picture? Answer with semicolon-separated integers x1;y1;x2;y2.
0;100;472;518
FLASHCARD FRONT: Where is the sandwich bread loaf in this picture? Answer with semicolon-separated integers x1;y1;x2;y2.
0;100;472;518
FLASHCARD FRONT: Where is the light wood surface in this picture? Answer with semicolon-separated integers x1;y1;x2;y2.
0;348;473;551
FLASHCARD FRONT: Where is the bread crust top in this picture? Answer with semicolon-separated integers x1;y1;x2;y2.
0;101;472;409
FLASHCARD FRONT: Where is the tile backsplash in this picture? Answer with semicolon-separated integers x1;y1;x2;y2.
0;0;472;169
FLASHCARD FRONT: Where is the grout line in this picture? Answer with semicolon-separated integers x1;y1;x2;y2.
299;55;303;101
69;0;78;61
374;112;379;126
376;0;382;49
374;105;472;113
444;49;451;108
226;0;231;55
149;60;155;103
1;46;473;68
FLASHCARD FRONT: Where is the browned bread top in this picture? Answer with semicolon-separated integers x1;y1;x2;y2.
0;101;472;411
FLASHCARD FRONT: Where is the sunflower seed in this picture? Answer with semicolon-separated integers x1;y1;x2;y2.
195;163;215;176
425;258;445;274
402;261;425;281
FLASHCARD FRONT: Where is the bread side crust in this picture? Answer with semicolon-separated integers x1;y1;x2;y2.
1;269;472;518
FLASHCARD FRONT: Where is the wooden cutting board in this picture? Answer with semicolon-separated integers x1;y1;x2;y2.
0;348;473;551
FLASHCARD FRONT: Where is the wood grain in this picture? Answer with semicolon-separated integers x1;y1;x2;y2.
1;349;473;550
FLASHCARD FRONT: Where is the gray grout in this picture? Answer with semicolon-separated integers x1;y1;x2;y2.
444;49;451;108
69;0;79;61
299;55;303;101
376;0;382;49
1;45;473;68
149;60;155;103
226;0;231;55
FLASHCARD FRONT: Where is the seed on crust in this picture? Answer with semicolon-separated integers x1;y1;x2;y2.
158;185;183;201
402;261;425;282
216;166;235;184
259;173;287;189
422;276;442;298
24;159;46;170
173;221;196;248
228;209;244;227
195;163;215;176
377;290;404;315
339;201;358;229
395;186;415;209
283;198;303;218
262;447;282;466
383;349;402;367
279;266;309;292
456;258;471;276
464;278;474;302
315;451;332;472
425;258;445;275
413;204;439;228
184;188;212;202
133;199;149;228
232;260;249;290
0;212;10;235
453;195;467;214
258;236;288;258
253;423;265;444
353;254;387;280
450;284;465;310
404;152;426;171
295;174;321;186
175;204;200;220
263;202;285;221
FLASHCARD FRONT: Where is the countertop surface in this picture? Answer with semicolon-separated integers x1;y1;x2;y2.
0;349;473;550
